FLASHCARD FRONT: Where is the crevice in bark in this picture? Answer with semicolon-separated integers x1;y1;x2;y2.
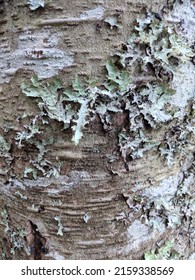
25;220;48;260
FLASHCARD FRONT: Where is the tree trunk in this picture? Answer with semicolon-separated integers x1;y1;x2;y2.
0;0;194;260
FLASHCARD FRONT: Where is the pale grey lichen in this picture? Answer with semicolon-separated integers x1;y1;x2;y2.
54;216;64;236
125;220;160;254
158;113;195;166
46;251;65;260
24;167;38;180
27;0;44;11
0;209;26;255
80;6;104;21
0;135;10;154
165;0;195;44
128;168;195;231
0;135;12;179
14;112;60;179
83;213;91;224
15;116;43;149
1;209;10;233
105;16;123;30
118;130;160;160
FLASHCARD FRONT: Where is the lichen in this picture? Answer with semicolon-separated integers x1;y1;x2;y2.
0;1;194;260
24;167;37;180
0;29;74;84
0;135;12;178
19;9;194;170
54;216;63;236
105;15;122;30
127;166;195;232
0;209;26;256
0;3;191;182
15;115;43;149
14;112;59;179
15;191;27;200
0;135;10;154
83;213;91;224
159;108;194;166
27;0;44;11
144;240;177;260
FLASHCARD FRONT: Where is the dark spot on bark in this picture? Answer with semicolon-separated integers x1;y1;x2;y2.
38;205;45;213
26;220;48;260
191;56;195;65
3;237;8;242
154;13;163;21
95;21;103;33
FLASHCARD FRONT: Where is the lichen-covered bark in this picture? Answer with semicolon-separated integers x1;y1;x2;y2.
0;0;194;260
0;0;167;84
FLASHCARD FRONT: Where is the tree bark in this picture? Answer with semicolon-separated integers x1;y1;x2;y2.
0;0;194;260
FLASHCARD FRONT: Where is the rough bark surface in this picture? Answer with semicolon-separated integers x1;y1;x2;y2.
0;0;194;260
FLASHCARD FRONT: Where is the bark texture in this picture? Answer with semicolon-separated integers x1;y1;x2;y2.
0;0;194;260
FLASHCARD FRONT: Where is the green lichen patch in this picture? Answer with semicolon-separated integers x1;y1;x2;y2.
144;240;177;260
21;76;65;124
18;10;194;177
105;59;132;92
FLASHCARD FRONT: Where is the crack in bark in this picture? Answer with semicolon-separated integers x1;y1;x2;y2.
25;220;48;260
